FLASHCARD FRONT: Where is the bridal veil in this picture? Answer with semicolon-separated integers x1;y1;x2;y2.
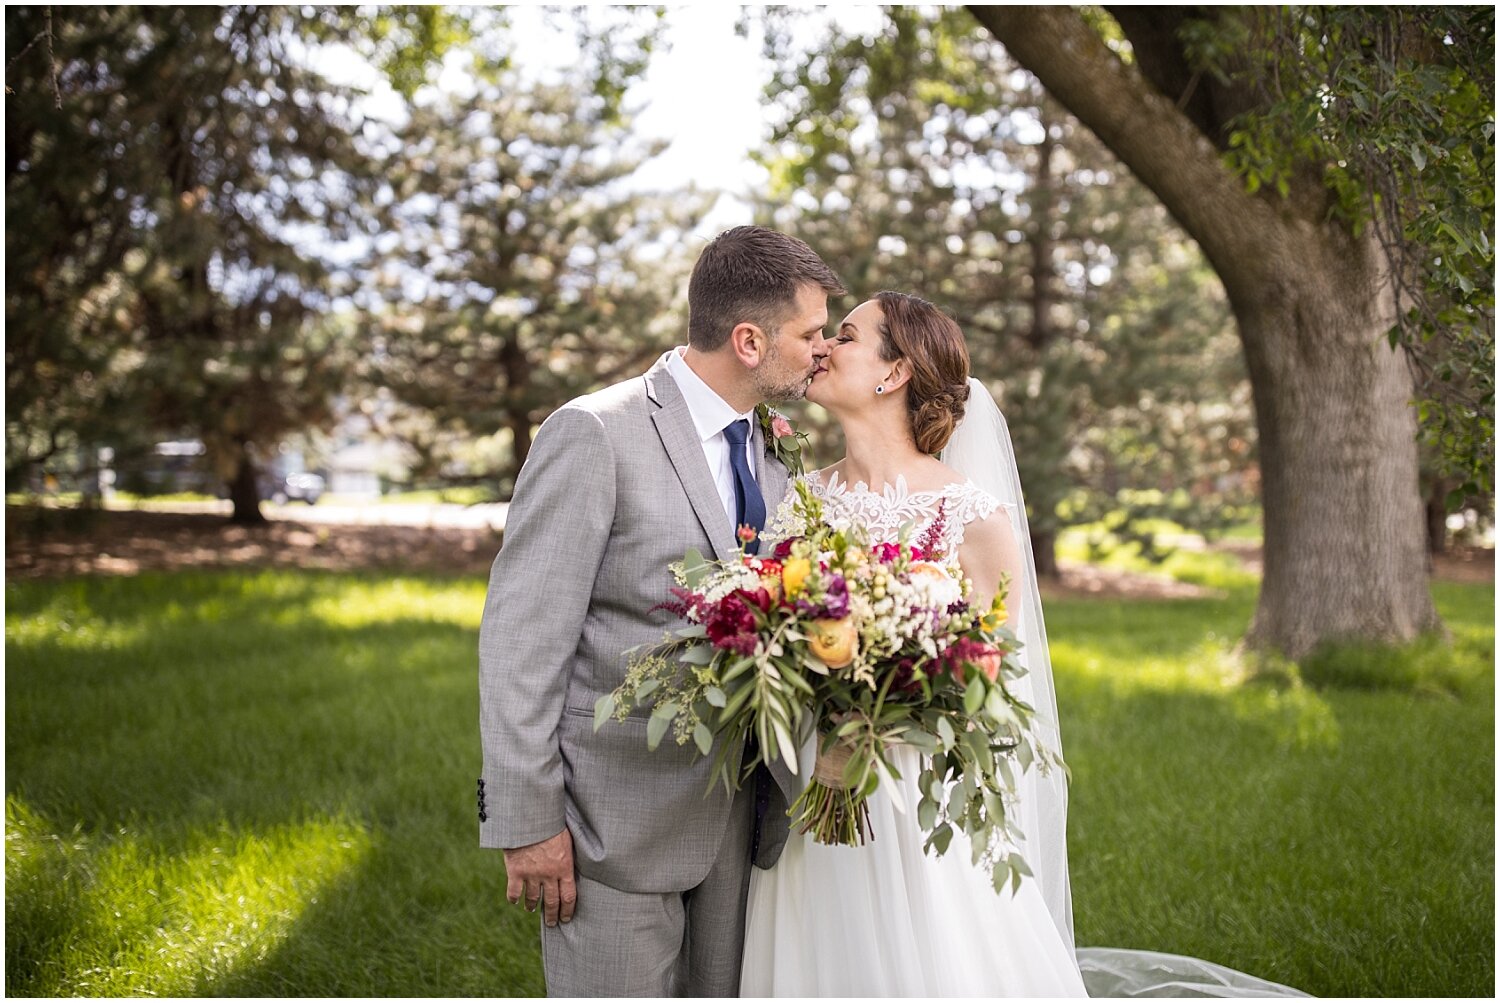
940;378;1308;998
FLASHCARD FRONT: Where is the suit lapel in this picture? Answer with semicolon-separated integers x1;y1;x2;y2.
646;355;738;561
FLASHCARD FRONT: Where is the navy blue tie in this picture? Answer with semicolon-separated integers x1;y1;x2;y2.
724;419;772;859
722;419;765;555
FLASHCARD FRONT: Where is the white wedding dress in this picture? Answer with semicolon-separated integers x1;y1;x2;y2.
741;381;1309;999
744;470;1086;995
741;471;1087;997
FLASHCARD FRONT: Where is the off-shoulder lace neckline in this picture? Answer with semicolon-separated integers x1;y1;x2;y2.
810;468;978;501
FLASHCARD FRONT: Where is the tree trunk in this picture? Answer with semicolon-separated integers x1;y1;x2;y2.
1425;478;1450;560
1032;527;1060;580
971;5;1444;659
1026;112;1060;583
503;408;534;496
227;446;265;525
1237;231;1441;656
498;330;533;492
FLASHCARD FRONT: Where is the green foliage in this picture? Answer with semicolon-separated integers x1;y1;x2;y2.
1194;7;1495;494
4;7;395;507
5;6;679;505
5;570;1492;995
358;17;703;493
749;7;1255;569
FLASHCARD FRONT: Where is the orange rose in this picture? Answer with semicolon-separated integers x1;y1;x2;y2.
974;646;1005;681
807;617;857;668
907;561;951;585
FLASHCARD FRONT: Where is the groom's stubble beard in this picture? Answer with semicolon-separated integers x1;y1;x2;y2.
751;330;816;404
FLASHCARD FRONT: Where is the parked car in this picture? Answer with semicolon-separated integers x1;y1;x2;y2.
261;471;325;505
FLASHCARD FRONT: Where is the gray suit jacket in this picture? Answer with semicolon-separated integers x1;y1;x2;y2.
478;351;799;893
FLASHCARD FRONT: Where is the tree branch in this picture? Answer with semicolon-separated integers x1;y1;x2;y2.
965;5;1283;301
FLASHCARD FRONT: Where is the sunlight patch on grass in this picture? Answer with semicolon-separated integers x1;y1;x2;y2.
1057;527;1259;591
1227;679;1341;751
6;796;373;997
1052;634;1244;696
299;579;484;631
4;584;153;653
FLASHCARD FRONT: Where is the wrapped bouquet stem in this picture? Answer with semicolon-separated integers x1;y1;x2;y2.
790;729;873;845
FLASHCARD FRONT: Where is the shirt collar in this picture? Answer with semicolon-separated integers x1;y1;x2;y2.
667;347;756;443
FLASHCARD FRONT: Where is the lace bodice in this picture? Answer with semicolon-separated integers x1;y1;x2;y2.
767;469;1004;560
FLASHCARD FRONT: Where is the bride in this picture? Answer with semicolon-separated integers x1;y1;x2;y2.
740;291;1306;998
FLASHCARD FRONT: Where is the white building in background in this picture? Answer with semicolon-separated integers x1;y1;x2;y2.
309;395;416;498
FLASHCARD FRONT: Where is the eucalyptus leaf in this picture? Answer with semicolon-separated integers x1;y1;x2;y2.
964;675;985;715
917;797;938;830
902;729;938;755
992;858;1012;895
679;644;715;666
646;711;672;750
681;547;712;589
593;693;616;731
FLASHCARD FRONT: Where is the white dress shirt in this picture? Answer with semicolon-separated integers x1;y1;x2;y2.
667;347;758;525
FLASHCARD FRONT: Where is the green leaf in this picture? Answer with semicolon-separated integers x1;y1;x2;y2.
635;678;659;700
936;715;956;750
705;686;727;708
721;681;755;719
651;701;687;746
991;858;1012;894
693;722;713;756
917;796;938;830
680;548;712;589
903;729;939;755
593;693;616;731
1014;740;1034;773
771;715;799;774
926;822;954;856
646;710;673;750
679;644;716;666
964;675;985;716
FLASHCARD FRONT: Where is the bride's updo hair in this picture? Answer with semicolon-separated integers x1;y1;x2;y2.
873;291;971;455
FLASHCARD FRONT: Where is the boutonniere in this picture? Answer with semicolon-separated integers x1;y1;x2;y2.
756;404;810;476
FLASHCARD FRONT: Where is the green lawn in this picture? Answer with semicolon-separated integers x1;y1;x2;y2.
5;570;1493;996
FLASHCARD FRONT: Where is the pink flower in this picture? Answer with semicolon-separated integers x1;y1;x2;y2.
914;498;948;561
771;415;793;439
939;637;1002;682
737;524;759;545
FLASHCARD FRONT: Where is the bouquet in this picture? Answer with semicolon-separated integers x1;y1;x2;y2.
595;480;1064;892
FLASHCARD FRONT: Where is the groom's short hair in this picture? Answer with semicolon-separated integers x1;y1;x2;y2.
687;226;845;351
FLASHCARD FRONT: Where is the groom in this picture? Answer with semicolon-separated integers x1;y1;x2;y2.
478;226;844;996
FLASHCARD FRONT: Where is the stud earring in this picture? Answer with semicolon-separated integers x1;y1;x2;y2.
875;384;885;395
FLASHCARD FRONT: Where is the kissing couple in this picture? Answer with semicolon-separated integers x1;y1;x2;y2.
477;226;1307;998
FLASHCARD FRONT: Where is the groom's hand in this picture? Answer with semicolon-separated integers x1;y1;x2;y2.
502;827;577;927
